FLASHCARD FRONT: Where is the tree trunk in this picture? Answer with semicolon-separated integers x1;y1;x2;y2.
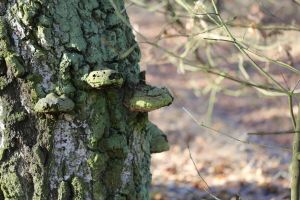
0;0;173;199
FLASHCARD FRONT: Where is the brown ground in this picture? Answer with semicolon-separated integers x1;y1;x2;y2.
127;2;300;200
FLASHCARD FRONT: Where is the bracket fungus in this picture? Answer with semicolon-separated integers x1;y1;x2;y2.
147;122;170;153
84;69;124;89
34;93;75;113
125;84;173;112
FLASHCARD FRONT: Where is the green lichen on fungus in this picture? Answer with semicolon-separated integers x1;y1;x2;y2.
85;69;124;89
125;85;173;112
147;122;170;153
34;93;75;113
71;177;86;200
58;181;71;200
4;54;25;78
0;172;25;199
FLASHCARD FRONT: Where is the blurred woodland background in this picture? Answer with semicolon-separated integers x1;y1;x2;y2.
125;0;300;199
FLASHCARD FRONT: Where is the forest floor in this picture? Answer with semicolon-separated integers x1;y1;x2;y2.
127;1;300;200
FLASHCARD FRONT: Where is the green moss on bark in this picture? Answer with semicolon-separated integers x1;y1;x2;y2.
58;181;71;200
4;54;25;78
0;172;25;199
71;177;87;200
101;133;129;158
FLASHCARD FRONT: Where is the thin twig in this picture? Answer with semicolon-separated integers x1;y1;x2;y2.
227;22;300;32
248;129;295;135
187;143;222;200
140;39;286;95
292;80;300;94
289;94;297;129
183;107;291;152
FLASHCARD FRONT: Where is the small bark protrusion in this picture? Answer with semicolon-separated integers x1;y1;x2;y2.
34;93;75;113
147;122;170;153
5;54;25;78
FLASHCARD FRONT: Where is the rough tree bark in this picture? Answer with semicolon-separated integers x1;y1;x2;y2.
0;0;173;199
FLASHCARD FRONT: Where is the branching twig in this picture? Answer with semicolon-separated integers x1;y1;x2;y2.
211;0;288;93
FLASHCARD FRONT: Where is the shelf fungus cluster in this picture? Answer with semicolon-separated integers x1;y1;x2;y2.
34;69;124;114
34;67;173;154
34;69;173;154
125;84;174;153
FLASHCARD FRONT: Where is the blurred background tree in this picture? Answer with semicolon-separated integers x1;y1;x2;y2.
126;0;300;199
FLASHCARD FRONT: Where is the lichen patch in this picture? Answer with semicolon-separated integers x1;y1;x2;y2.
49;120;92;191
